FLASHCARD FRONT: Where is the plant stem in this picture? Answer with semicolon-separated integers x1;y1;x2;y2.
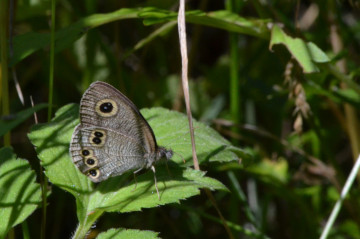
48;0;56;121
72;211;103;239
320;155;360;239
0;0;10;146
226;0;242;134
41;1;56;238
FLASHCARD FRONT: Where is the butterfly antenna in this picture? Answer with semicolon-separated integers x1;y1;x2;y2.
173;151;186;164
151;166;160;200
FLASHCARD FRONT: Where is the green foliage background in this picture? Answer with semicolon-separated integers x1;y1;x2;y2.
1;0;360;238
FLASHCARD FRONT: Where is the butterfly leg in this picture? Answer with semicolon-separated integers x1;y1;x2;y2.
132;167;145;192
151;165;160;200
131;173;138;192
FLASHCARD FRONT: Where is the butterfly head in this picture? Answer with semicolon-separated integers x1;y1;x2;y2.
157;146;173;161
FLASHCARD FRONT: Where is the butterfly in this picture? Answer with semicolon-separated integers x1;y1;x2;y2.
70;81;173;198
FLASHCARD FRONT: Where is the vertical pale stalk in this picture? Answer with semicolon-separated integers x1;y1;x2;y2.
178;2;234;238
177;0;199;170
320;155;360;239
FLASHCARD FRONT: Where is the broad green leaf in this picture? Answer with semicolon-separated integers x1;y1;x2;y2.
28;104;238;193
269;25;330;73
141;107;247;165
0;147;42;238
28;104;233;238
28;104;89;197
93;167;227;212
96;228;160;239
0;103;47;137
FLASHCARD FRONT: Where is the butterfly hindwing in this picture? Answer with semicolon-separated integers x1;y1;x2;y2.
70;124;147;182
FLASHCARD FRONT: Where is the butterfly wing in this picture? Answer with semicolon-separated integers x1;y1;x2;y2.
70;81;158;182
80;81;157;153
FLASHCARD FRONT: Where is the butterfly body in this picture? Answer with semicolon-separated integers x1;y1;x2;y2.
70;81;173;183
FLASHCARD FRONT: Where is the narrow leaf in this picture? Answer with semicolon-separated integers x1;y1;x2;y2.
0;103;47;137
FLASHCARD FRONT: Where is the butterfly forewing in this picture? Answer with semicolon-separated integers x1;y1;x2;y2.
80;82;157;153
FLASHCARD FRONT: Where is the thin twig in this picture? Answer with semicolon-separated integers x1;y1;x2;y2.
204;189;235;239
177;2;234;238
177;0;199;170
30;96;38;124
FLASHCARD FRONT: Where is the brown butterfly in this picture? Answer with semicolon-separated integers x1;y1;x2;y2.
70;81;173;198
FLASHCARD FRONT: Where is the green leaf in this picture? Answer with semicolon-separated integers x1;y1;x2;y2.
10;8;271;66
10;8;140;66
333;88;360;107
139;7;178;25
141;107;246;165
140;8;270;38
269;25;330;73
246;157;289;184
127;21;177;58
28;104;89;197
0;147;42;238
187;10;270;39
338;220;360;239
10;32;50;67
0;103;47;137
96;228;160;239
28;104;232;238
94;167;227;213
